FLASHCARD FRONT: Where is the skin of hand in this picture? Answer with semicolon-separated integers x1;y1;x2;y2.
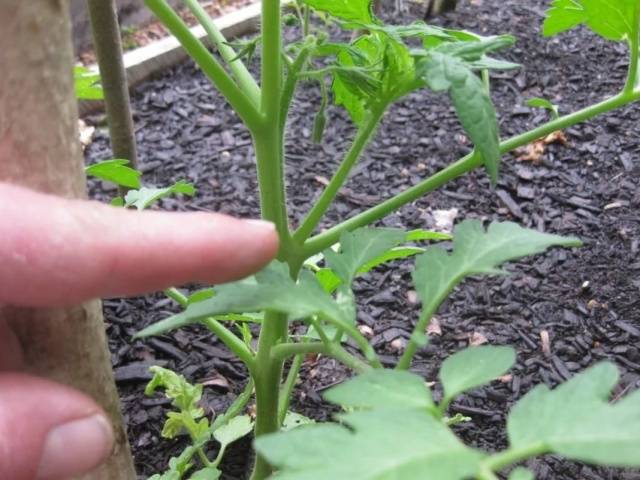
0;182;279;480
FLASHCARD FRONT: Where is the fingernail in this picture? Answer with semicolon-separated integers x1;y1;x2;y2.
243;219;276;231
37;414;113;480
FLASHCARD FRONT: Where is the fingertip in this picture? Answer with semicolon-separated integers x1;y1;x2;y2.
0;374;114;480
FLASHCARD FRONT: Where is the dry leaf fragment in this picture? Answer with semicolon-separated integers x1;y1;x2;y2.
314;175;330;186
432;208;459;233
199;373;230;390
427;316;442;336
516;130;567;163
406;290;419;304
540;330;551;357
358;324;374;338
78;119;95;150
390;337;407;352
469;331;488;346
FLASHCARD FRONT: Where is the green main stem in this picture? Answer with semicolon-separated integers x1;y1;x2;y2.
250;2;292;479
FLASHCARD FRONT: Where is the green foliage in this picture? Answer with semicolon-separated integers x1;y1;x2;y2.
120;180;196;210
527;96;560;119
323;228;407;285
145;366;209;441
74;66;103;100
508;362;640;466
85;159;142;189
256;354;640;479
301;0;374;24
508;468;535;480
543;0;639;41
439;346;516;407
413;220;581;317
324;369;435;411
256;408;484;479
148;446;198;480
137;0;640;478
136;261;352;338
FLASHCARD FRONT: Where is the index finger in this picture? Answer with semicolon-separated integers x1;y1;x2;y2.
0;183;279;307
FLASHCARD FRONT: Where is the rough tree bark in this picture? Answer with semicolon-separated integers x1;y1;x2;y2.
0;1;136;479
88;0;139;191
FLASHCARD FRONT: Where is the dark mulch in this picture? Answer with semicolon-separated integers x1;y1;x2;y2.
85;0;640;478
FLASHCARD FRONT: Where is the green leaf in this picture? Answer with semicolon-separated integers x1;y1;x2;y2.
301;0;374;24
509;468;535;480
74;66;103;100
124;180;196;210
416;51;501;183
186;288;216;305
255;408;484;479
145;367;209;441
413;220;581;319
528;97;560;119
508;362;640;467
213;415;253;449
324;369;435;411
188;467;221;480
359;246;425;273
146;366;204;414
85;159;142;189
330;34;416;124
282;411;316;431
315;268;343;294
543;0;638;41
405;229;452;242
324;228;407;284
150;446;197;480
439;346;516;405
316;229;449;294
136;262;351;338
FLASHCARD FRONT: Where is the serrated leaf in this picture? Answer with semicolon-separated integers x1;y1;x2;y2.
417;51;501;183
324;369;435;411
255;408;484;479
189;467;221;480
124;180;196;210
146;366;204;414
136;262;351;338
440;346;516;405
324;228;407;284
331;34;416;124
85;159;141;189
508;362;640;467
543;0;638;41
74;66;103;100
509;468;535;480
317;229;449;294
213;415;253;448
413;220;581;321
282;411;316;431
301;0;374;24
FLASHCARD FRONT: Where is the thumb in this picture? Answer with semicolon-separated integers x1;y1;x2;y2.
0;374;114;480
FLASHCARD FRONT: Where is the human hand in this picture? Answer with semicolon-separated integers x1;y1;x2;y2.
0;183;279;479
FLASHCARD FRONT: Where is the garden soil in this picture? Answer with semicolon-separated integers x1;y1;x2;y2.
85;0;640;478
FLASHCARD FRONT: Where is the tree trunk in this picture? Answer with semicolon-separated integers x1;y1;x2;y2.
88;0;139;195
0;1;136;479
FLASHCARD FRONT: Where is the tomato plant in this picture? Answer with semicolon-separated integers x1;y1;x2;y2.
88;0;640;478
